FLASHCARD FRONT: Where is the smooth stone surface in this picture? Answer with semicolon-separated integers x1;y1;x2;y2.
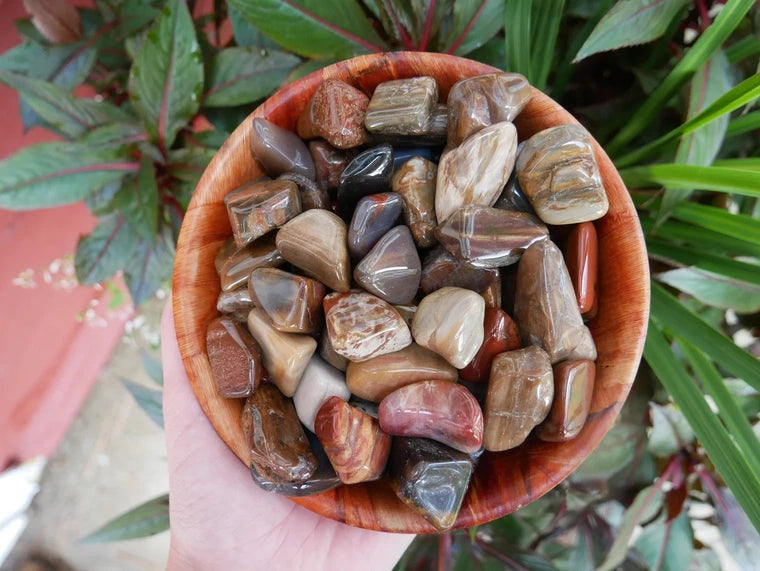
392;147;440;171
516;124;609;224
480;277;501;309
337;144;394;218
297;78;369;149
276;209;351;292
389;437;474;531
365;76;438;136
218;233;284;291
447;72;531;147
319;329;349;372
248;267;326;334
348;192;404;261
394;304;417;328
565;221;598;319
379;380;484;453
436;122;518;223
566;325;598;361
493;173;536;215
293;355;351;432
354;226;421;305
308;140;352;190
514;240;589;363
315;397;392;484
483;346;554;452
348;396;379;418
278;172;329;211
391;157;438;248
346;343;458;402
246;308;317;396
459;308;521;383
242;384;317;484
216;287;254;318
420;247;500;295
214;236;237;274
538;359;595;442
206;317;262;398
225;179;302;247
250;117;315;179
412;287;485;368
324;290;412;362
436;205;549;268
429;103;448;140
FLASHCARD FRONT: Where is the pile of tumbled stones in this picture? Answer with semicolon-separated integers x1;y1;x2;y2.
207;72;607;531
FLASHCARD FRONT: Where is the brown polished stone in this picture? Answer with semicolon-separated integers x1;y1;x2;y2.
436;121;518;223
214;236;236;274
429;103;448;140
218;233;284;292
216;287;254;319
480;277;501;309
514;240;588;363
206;317;262;398
459;308;521;383
277;172;329;211
276;209;351;293
318;329;348;372
567;325;598;361
391;156;438;248
248;267;326;334
250;117;315;179
379;380;483;454
297;78;369;149
538;359;595;442
365;76;438;136
242;384;317;484
483;346;554;451
447;72;531;147
565;221;598;319
308;140;352;191
516;124;609;225
420;247;500;295
225;179;302;247
393;304;417;328
324;290;412;362
315;397;392;484
293;355;351;432
346;343;458;402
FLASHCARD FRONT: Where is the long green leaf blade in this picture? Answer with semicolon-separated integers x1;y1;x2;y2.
504;0;532;77
640;217;760;258
621;164;760;198
530;0;565;91
727;110;760;137
113;155;159;245
75;214;140;285
663;201;760;247
657;267;760;312
725;35;760;63
446;0;506;56
80;494;169;543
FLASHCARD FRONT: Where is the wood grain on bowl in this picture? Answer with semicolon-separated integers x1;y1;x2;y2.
173;52;650;533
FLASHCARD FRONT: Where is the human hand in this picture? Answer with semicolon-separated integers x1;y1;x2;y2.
161;301;415;570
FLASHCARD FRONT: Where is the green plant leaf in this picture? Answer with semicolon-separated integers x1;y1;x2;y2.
634;512;694;571
503;0;532;77
80;493;169;543
445;0;505;56
140;348;163;385
75;214;140;285
725;35;760;63
121;378;163;427
662;201;760;248
166;146;215;185
283;58;337;84
727;110;760;137
191;129;229;149
573;0;689;63
530;0;566;91
128;0;204;151
203;47;299;107
568;512;612;569
80;123;148;148
124;226;175;305
0;142;138;209
605;0;755;156
571;422;643;481
0;70;129;139
641;217;760;258
228;3;280;48
647;402;695;457
621;164;760;198
228;0;386;58
113;155;158;245
657;267;760;313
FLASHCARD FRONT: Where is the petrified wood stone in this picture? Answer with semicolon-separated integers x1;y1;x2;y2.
391;156;438;248
364;76;438;136
538;359;595;442
308;140;351;190
420;247;500;295
250;117;315;179
337;144;394;217
348;192;404;262
225;179;301;247
297;78;369;149
565;221;598;319
218;233;284;292
459;308;521;383
206;317;262;398
293;355;351;432
248;267;326;334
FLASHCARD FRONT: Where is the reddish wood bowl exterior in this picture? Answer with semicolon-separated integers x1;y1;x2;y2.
172;52;650;533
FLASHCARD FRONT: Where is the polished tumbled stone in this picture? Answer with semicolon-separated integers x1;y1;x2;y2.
315;397;392;484
493;172;536;215
324;290;412;362
436;205;549;268
276;209;351;293
354;226;421;305
514;240;589;363
225;179;302;247
218;233;284;291
393;304;417;328
480;277;501;309
420;247;500;295
248;267;326;334
318;329;349;372
346;343;457;402
436;122;518;223
242;384;317;485
348;192;404;262
365;76;438;136
516;124;609;224
412;287;485;368
389;437;474;531
297;78;369;149
216;287;254;319
206;317;262;398
379;380;484;454
447;72;531;147
459;308;521;383
278;172;329;211
567;325;598;361
392;147;440;171
565;221;598;319
246;308;317;396
337;144;394;218
293;355;351;432
214;236;237;273
308;140;352;190
538;359;595;442
483;346;554;451
250;117;316;179
391;156;438;248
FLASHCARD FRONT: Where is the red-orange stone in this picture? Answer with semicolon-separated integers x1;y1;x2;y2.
459;308;521;383
314;396;392;484
564;222;598;319
538;359;595;442
206;317;263;398
297;79;369;149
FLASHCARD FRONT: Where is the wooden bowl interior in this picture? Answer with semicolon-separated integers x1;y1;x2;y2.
173;52;650;533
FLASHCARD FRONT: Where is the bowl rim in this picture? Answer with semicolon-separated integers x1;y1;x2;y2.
172;51;650;533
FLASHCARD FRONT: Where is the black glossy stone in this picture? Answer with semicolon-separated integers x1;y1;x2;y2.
347;192;404;262
392;147;441;171
494;173;536;215
337;144;394;218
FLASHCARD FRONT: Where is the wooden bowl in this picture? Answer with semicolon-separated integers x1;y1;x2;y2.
173;52;650;533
